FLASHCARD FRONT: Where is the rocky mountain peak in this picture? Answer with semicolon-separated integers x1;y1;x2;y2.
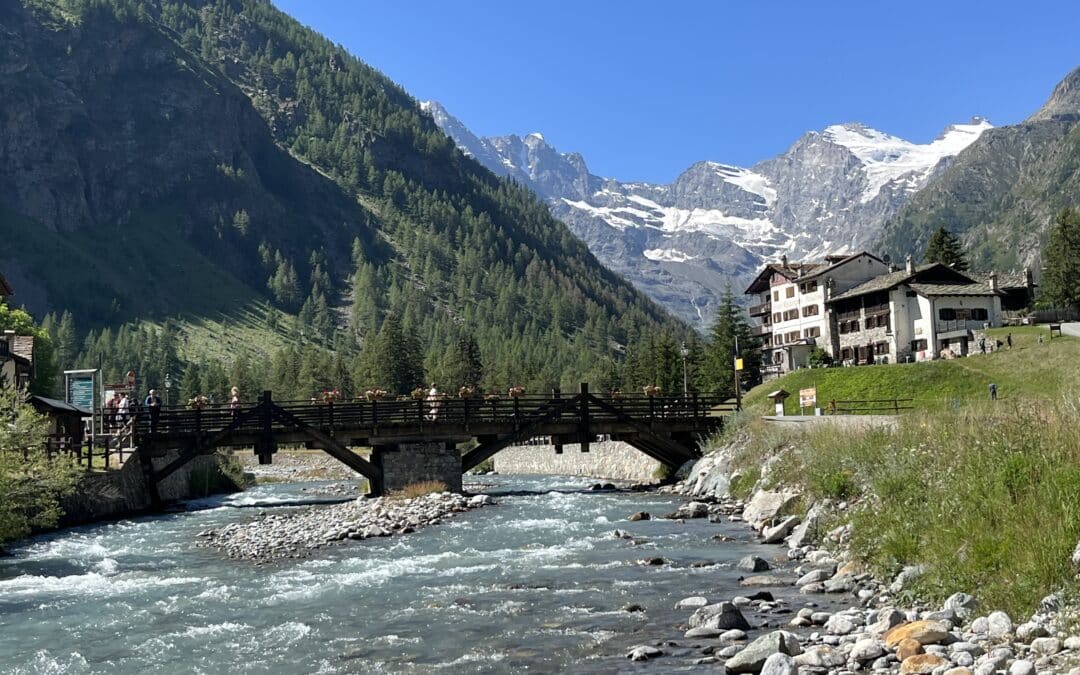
1029;66;1080;122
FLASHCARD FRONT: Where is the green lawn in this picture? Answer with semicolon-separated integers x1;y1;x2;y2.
745;326;1080;414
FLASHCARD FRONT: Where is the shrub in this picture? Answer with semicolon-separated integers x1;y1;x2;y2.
389;480;448;500
0;386;82;547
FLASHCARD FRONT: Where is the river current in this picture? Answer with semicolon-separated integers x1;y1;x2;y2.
1;475;813;673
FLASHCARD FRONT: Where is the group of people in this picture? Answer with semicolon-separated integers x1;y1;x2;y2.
103;386;243;434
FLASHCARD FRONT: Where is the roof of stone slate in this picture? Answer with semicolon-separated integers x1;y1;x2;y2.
744;251;884;294
827;263;990;303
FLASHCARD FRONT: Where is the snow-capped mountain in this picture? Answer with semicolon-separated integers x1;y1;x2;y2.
422;101;990;328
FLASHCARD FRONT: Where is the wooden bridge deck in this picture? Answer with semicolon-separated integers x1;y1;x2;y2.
99;385;735;500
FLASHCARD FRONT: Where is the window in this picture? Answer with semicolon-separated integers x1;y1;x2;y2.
874;342;890;355
773;290;779;301
804;326;820;339
772;312;782;323
782;309;799;321
785;286;795;299
840;347;852;360
864;314;890;330
800;280;818;294
911;339;928;351
972;308;988;321
786;331;801;343
939;308;956;321
774;352;783;364
844;320;861;333
774;335;783;346
802;304;819;317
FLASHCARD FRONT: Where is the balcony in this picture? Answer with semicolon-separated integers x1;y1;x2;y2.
749;300;771;317
936;319;991;337
752;323;771;337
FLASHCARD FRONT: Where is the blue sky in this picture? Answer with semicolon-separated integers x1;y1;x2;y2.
274;1;1079;183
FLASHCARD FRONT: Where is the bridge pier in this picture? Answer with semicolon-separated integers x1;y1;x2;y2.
371;441;463;495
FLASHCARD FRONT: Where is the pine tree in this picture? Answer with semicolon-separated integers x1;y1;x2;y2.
701;289;757;397
1041;207;1080;312
442;332;484;390
923;226;969;270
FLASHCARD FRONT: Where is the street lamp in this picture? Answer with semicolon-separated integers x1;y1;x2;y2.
164;373;172;407
680;342;689;396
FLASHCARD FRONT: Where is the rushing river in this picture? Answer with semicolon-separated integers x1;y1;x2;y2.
0;475;823;673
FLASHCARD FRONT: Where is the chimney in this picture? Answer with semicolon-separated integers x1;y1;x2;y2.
1024;267;1033;288
905;254;914;274
781;254;788;267
989;272;998;293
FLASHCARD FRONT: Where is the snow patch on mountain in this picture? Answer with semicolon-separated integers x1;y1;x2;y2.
422;99;990;329
823;119;992;203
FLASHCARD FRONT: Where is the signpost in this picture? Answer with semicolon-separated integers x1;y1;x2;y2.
64;368;98;446
799;387;817;414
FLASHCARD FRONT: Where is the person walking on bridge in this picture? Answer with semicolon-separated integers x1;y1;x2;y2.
145;389;162;433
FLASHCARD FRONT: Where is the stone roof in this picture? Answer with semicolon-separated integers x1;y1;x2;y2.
744;251;884;294
907;282;1000;297
828;263;992;303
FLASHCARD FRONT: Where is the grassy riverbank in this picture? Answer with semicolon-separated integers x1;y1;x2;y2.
724;392;1080;617
744;326;1079;413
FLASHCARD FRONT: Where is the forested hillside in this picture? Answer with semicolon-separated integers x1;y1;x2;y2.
0;0;691;396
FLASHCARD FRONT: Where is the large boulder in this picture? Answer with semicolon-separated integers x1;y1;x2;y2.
724;631;802;674
760;652;797;675
883;620;952;647
742;490;800;528
901;654;949;674
688;601;752;631
786;502;822;548
762;516;801;544
737;555;771;572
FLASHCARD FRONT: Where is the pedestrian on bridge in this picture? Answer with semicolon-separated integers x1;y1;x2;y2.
145;389;162;433
230;387;241;420
118;393;130;428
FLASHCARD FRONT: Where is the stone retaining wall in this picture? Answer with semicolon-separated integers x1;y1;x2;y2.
493;441;661;482
59;449;235;526
375;441;463;493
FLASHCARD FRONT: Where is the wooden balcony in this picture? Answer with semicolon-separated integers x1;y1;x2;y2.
749;300;771;317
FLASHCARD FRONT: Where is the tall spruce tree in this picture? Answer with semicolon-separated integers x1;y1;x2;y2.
442;332;484;391
701;290;757;397
1041;207;1080;312
923;226;969;270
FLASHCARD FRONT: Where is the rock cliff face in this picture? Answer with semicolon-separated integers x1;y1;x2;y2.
424;101;989;328
880;66;1080;271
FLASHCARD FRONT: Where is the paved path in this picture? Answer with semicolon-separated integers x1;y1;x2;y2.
762;415;899;431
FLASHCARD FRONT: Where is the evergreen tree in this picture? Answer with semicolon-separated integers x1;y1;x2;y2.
701;290;757;397
441;332;484;390
1041;207;1080;312
923;225;969;270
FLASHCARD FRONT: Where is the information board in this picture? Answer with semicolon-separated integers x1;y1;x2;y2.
799;387;817;409
64;369;97;411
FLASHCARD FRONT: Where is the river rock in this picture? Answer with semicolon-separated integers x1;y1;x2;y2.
890;564;926;593
944;592;978;615
824;613;857;635
786;502;822;548
1030;637;1062;655
795;569;830;586
626;645;663;661
884;620;952;647
1015;621;1048;643
685;626;722;639
680;501;710;518
737;555;771;572
1008;659;1035;675
897;637;924;660
689;602;752;630
762;516;801;544
759;652;797;675
676;596;709;609
724;631;802;674
741;575;797;587
627;511;650;521
1064;636;1080;650
868;608;905;633
742;490;800;528
823;574;855;593
849;638;885;662
721;629;749;642
794;645;846;669
987;610;1013;638
901;653;948;674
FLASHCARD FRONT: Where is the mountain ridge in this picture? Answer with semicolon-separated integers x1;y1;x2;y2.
424;100;990;327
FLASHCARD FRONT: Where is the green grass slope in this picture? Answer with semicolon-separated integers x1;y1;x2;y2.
744;327;1080;414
